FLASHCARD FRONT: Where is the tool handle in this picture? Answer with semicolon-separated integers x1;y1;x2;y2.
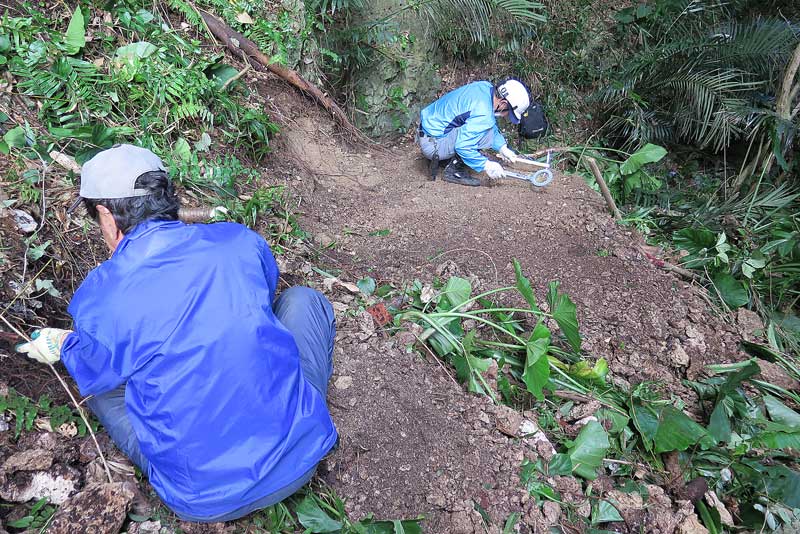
515;157;550;168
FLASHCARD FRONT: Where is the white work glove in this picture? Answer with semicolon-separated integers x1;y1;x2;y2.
498;144;517;164
16;328;72;364
484;161;505;179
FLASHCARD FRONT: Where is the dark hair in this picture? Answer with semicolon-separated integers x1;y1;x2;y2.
84;171;180;234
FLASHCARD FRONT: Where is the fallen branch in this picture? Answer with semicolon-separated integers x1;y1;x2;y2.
198;10;373;146
0;315;113;484
586;157;621;220
637;247;700;281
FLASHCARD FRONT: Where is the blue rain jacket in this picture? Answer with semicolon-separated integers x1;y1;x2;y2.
420;81;507;172
61;219;338;520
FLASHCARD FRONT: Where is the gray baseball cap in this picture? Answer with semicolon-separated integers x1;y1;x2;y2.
68;144;166;213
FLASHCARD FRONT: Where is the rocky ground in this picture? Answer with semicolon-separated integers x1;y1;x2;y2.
0;74;785;534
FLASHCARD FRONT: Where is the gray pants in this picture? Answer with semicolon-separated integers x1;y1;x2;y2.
415;126;496;161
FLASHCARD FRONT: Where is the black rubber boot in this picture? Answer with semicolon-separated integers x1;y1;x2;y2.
443;156;481;186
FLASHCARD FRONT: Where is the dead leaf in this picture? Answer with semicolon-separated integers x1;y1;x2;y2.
235;12;254;24
56;422;78;438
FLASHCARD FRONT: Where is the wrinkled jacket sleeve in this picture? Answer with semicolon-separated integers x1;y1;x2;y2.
491;124;507;152
61;329;127;396
455;112;499;172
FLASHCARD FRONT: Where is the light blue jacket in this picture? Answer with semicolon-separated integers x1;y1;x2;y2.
61;220;337;520
420;81;506;171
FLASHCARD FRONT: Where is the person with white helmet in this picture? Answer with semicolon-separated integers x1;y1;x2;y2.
416;78;531;186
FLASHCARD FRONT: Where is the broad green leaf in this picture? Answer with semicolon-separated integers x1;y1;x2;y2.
0;35;10;53
716;359;760;396
4;126;27;148
27;240;52;261
208;63;240;90
764;395;800;429
438;276;471;311
712;272;749;309
632;402;714;453
742;251;767;279
64;6;85;55
567;420;609;480
173;137;192;162
548;453;573;475
359;518;423;534
765;465;800;508
522;336;550;400
620;143;667;175
756;431;800;450
547;281;581;351
113;42;157;81
707;403;731;443
513;259;539;312
357;276;376;296
593;500;623;524
296;495;343;533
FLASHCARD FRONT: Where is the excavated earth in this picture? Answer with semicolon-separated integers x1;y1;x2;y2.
0;73;777;534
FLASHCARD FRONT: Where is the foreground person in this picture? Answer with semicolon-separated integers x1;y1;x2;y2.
17;144;338;522
416;78;531;186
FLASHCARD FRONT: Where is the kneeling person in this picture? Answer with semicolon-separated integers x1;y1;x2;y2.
17;144;338;522
416;78;531;186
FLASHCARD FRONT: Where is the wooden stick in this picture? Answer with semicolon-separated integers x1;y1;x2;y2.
0;315;113;484
586;157;622;220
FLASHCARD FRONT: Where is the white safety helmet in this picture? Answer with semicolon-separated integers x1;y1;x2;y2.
496;79;530;124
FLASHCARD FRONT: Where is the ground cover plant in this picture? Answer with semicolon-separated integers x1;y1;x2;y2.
398;261;800;532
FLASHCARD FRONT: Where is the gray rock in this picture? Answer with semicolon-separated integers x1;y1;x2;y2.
2;449;54;472
47;482;136;534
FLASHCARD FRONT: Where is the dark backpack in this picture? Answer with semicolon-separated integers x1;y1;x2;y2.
519;101;549;139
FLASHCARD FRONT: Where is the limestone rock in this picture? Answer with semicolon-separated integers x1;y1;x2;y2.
0;464;80;504
2;449;54;472
47;482;136;534
677;513;709;534
735;308;763;340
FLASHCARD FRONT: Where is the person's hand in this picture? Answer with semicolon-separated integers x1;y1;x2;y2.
484;161;505;179
16;328;72;364
498;145;517;164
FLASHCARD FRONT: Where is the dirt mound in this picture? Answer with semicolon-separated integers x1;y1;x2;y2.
319;305;707;533
277;114;744;402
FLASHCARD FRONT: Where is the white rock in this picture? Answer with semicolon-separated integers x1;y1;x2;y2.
12;209;37;233
334;376;353;390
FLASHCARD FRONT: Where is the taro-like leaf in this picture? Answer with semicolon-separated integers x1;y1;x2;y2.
712;272;749;309
438;276;471;312
547;281;581;352
513;259;539;312
296;494;343;533
567;420;609;480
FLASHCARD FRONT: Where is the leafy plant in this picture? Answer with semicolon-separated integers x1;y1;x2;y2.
5;497;56;530
0;388;98;438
